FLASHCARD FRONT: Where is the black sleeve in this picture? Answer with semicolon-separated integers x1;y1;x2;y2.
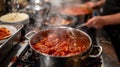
103;0;120;15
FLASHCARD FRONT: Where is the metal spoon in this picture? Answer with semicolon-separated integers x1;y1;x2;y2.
68;23;86;38
76;23;86;29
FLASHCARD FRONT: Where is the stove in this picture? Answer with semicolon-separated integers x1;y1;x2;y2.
0;13;103;67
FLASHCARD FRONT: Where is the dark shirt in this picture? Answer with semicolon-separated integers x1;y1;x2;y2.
102;0;120;30
103;0;120;15
102;0;120;60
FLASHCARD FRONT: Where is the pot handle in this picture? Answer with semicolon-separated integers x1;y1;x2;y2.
89;45;103;58
25;30;37;40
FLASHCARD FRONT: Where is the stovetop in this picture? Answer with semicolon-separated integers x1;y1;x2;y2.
0;15;103;67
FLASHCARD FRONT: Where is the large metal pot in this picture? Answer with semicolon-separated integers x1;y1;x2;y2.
26;26;102;67
49;0;93;24
59;5;93;25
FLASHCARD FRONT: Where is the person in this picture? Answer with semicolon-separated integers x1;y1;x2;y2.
85;0;120;61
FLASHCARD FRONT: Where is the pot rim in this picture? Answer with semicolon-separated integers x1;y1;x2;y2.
29;26;92;58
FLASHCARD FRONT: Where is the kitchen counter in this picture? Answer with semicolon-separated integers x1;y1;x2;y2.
96;29;120;67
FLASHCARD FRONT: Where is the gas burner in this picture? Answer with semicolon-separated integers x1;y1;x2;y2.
11;47;40;67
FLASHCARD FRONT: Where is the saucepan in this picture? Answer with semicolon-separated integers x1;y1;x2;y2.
26;26;102;67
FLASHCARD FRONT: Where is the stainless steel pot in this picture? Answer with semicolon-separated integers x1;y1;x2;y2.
49;0;93;24
26;26;102;67
59;5;93;25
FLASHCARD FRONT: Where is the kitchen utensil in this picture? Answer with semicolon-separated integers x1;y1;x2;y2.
26;26;102;67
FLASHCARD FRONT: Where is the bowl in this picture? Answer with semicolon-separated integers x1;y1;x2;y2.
0;12;29;25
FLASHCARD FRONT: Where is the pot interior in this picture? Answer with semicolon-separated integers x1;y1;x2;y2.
30;27;92;57
59;5;92;16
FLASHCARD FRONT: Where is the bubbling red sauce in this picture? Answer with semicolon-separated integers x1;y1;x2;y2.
60;5;92;16
32;30;90;57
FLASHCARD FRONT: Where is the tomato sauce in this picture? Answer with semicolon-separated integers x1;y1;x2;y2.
32;31;90;56
60;5;92;16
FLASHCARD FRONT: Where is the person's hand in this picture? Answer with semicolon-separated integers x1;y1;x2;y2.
85;16;106;29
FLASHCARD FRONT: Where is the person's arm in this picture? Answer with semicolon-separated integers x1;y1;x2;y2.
94;0;106;8
103;13;120;25
85;13;120;29
85;0;106;9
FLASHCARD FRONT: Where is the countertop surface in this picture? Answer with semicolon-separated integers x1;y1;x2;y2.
96;29;120;67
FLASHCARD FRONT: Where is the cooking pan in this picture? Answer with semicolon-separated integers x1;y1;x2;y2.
58;5;93;25
43;13;78;28
26;26;102;67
